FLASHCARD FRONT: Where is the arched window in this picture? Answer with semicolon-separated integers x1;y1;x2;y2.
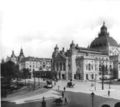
89;63;91;70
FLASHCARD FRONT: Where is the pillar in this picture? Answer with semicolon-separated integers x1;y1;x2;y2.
71;55;76;80
65;59;68;80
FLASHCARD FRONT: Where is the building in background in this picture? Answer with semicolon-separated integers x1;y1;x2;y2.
52;23;120;80
6;48;52;76
6;48;25;65
19;57;51;72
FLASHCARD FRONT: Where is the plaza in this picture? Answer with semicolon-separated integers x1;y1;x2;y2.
1;79;120;107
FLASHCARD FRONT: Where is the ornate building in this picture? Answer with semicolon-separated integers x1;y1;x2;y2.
52;23;120;80
19;57;51;72
6;49;52;74
6;48;25;64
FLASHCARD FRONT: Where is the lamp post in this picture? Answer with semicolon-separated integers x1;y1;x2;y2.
100;60;105;90
109;67;112;89
33;69;36;90
101;64;104;90
91;92;95;107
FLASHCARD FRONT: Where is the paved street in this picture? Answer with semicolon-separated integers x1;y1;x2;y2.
1;80;120;107
54;80;120;100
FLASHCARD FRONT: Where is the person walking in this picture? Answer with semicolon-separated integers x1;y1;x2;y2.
108;90;110;96
58;85;60;91
62;91;64;98
64;87;66;92
42;97;46;107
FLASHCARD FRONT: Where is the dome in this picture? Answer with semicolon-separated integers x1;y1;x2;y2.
90;22;118;49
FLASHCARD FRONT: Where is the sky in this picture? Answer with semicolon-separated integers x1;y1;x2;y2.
1;0;120;60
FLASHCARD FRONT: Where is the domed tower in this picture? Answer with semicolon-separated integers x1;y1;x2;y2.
18;48;25;61
89;22;119;55
100;22;108;36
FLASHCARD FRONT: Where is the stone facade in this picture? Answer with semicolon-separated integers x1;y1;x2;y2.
52;23;120;80
6;48;25;64
6;49;52;73
19;57;51;72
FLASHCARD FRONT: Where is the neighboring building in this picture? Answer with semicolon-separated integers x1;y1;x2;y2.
6;48;52;74
6;49;25;64
9;51;18;64
52;22;120;80
19;57;51;72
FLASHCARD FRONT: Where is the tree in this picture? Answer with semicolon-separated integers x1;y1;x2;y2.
22;68;31;85
1;61;20;97
1;61;20;85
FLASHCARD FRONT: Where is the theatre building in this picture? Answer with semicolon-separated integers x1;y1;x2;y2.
52;23;120;80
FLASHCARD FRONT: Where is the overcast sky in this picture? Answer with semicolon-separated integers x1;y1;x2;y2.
1;0;120;60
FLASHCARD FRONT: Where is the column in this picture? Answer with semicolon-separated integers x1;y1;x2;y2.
71;55;76;80
65;59;68;80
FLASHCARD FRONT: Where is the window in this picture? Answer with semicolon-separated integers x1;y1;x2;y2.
63;63;66;70
60;63;62;70
89;63;91;70
91;74;94;79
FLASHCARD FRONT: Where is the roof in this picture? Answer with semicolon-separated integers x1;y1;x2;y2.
90;23;118;49
20;56;51;62
77;47;108;55
90;35;118;48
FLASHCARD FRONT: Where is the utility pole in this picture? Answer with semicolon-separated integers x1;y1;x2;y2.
109;68;112;89
91;92;95;107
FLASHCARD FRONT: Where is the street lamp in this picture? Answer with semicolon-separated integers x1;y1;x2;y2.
109;67;112;89
91;92;95;107
33;69;36;90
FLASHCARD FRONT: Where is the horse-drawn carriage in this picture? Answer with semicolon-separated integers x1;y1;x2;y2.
44;80;53;88
67;81;75;88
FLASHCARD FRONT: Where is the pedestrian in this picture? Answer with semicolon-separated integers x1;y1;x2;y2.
64;87;66;92
108;90;110;96
58;85;60;91
41;97;46;107
54;81;56;86
62;91;64;98
64;97;68;104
